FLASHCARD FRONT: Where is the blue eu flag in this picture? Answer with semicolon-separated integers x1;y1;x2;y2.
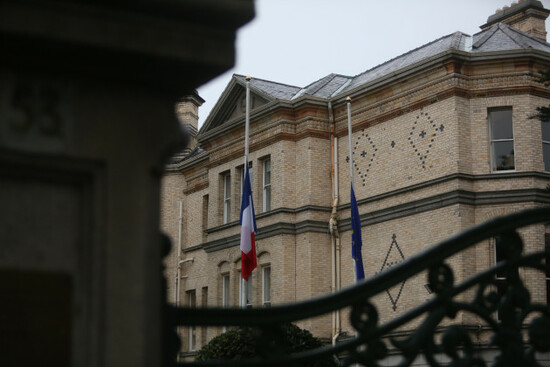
351;185;365;281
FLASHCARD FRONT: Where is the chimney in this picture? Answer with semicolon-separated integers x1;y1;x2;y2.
480;0;550;41
175;91;204;157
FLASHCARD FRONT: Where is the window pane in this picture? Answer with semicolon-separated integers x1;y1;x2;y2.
224;174;231;199
239;276;253;307
263;266;271;306
264;187;271;211
492;141;514;170
223;173;231;223
544;143;550;172
490;110;513;140
264;160;271;184
222;274;230;307
542;121;550;142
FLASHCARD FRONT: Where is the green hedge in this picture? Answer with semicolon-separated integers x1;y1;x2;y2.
196;324;338;366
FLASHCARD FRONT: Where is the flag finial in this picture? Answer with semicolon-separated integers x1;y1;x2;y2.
346;96;351;102
246;75;251;81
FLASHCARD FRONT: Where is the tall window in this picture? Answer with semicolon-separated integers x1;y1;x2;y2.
187;290;197;351
546;235;550;305
221;273;230;307
202;195;208;242
262;265;271;307
494;236;508;320
222;171;231;224
240;275;253;308
201;287;208;346
489;108;514;171
542;121;550;172
262;157;271;212
240;162;253;200
221;273;230;332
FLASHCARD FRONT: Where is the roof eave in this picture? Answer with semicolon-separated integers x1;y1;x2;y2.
331;48;550;105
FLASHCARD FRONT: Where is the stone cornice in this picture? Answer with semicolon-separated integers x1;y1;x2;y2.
186;186;550;254
165;150;209;172
203;205;333;235
347;171;550;209
329;49;550;109
185;172;550;254
198;220;328;253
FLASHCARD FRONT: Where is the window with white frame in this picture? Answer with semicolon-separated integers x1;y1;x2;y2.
221;273;230;332
240;162;253;200
262;157;271;212
542;121;550;172
494;236;508;320
545;234;550;305
262;265;271;307
222;171;231;224
489;108;515;171
239;275;253;308
221;273;230;307
187;290;197;350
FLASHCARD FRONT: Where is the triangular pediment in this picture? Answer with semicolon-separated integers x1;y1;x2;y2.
199;75;272;136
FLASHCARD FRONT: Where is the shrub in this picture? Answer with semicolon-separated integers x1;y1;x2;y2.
196;324;338;366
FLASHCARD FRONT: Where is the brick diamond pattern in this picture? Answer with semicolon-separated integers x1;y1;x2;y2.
407;108;444;170
379;234;406;311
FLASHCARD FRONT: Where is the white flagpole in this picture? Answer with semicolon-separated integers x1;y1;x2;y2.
245;76;251;166
347;96;361;366
346;97;353;188
346;97;357;281
242;75;251;308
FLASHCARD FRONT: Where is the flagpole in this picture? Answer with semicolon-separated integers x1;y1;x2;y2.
242;75;251;308
346;97;357;281
245;76;250;166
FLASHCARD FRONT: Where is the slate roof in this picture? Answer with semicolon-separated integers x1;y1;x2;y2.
341;32;469;94
234;74;301;100
199;21;550;141
231;22;550;102
471;23;550;52
292;74;353;99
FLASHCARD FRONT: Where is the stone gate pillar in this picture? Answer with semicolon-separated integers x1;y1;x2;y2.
0;1;253;366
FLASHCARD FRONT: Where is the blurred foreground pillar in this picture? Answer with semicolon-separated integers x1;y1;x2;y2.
0;1;254;366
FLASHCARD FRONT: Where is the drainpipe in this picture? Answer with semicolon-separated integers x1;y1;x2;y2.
328;101;341;345
176;201;183;306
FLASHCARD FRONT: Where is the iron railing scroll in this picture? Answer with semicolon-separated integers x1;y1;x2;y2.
164;207;550;367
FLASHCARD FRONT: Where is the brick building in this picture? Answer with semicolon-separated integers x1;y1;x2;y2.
161;0;550;358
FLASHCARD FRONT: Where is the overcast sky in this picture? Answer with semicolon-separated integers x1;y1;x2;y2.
196;0;550;127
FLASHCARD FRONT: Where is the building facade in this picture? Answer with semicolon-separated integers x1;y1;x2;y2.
161;0;550;359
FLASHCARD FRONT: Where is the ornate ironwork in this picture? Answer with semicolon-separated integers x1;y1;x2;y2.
165;207;550;366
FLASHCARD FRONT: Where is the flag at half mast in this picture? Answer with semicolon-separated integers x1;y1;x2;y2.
240;75;257;281
350;185;365;280
240;163;257;281
347;97;365;281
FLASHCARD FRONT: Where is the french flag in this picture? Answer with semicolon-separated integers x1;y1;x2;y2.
240;164;257;281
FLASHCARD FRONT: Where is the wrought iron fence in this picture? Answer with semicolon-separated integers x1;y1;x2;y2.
164;207;550;367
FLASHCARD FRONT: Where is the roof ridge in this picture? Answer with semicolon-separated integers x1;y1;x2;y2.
301;73;335;91
498;22;550;47
233;73;301;90
498;23;530;48
351;31;467;80
308;74;339;95
472;24;499;49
